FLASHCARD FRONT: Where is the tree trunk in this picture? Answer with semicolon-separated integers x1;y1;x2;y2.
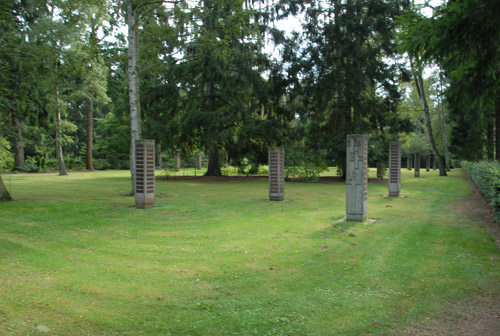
487;118;494;160
156;143;162;168
411;61;447;176
11;110;25;171
86;98;94;170
128;0;141;195
0;175;12;201
54;76;67;176
496;102;500;161
204;149;222;176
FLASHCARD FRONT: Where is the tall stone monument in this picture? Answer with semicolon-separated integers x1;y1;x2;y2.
407;156;412;170
135;140;155;209
268;148;285;201
174;152;181;171
346;135;368;221
388;141;401;197
414;152;421;177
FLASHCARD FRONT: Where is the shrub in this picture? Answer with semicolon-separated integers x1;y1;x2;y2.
462;161;500;223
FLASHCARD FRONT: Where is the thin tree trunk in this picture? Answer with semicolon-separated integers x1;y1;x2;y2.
487;119;494;160
411;60;447;176
54;70;67;176
0;175;12;201
11;110;25;171
496;102;500;161
128;0;141;195
86;98;94;170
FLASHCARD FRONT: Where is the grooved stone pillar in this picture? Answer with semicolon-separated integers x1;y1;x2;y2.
388;141;401;197
269;148;285;201
346;135;368;221
174;152;180;171
414;152;421;177
135;140;155;209
196;153;203;170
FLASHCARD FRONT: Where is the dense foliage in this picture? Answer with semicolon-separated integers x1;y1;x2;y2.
462;161;500;223
0;0;498;182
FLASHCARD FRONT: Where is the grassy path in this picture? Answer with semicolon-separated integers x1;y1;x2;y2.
0;169;499;335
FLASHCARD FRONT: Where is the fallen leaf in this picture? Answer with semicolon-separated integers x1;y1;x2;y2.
348;233;356;237
226;291;237;296
321;246;329;250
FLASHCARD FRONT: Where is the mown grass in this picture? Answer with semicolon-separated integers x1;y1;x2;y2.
0;169;499;335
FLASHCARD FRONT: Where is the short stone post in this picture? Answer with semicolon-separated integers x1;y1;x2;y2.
196;153;203;170
388;141;401;197
135;140;155;209
174;152;181;172
269;148;285;201
156;143;162;169
414;152;420;177
426;154;430;172
346;135;368;221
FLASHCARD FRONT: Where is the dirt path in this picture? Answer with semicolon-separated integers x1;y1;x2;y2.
400;173;500;336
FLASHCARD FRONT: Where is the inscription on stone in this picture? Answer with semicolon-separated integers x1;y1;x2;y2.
388;141;401;197
346;135;368;221
135;140;155;209
269;148;285;201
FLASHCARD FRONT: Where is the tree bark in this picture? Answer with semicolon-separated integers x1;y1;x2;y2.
11;110;25;171
86;98;94;170
54;68;67;176
411;60;447;176
128;0;141;195
487;118;494;160
496;102;500;161
0;175;12;201
204;148;222;176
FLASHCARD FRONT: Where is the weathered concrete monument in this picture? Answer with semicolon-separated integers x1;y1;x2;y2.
407;156;412;170
135;139;155;209
346;135;368;221
174;152;181;171
268;148;285;201
196;153;203;170
388;141;401;197
414;152;421;177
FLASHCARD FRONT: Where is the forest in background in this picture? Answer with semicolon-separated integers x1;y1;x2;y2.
0;0;498;180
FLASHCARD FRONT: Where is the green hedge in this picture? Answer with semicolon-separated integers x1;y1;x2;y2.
462;161;500;223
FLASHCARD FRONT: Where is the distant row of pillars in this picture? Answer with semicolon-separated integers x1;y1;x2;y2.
155;144;204;171
407;153;438;177
135;138;417;222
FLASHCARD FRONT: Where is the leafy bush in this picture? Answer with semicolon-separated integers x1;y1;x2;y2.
0;137;14;171
462;161;500;223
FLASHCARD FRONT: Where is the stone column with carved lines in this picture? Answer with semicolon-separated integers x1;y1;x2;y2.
388;141;401;197
346;135;368;221
135;140;155;209
269;148;285;201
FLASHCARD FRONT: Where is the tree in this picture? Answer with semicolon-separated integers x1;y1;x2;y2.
279;0;410;177
398;0;500;161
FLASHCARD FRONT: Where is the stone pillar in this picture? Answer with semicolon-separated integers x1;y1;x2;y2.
135;140;155;209
433;156;437;170
196;153;203;170
174;152;180;171
156;143;162;169
376;161;386;179
426;154;430;172
407;156;412;170
388;141;401;197
346;135;368;221
268;148;285;201
414;152;420;177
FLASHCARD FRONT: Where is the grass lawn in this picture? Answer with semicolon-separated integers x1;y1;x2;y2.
0;168;499;335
